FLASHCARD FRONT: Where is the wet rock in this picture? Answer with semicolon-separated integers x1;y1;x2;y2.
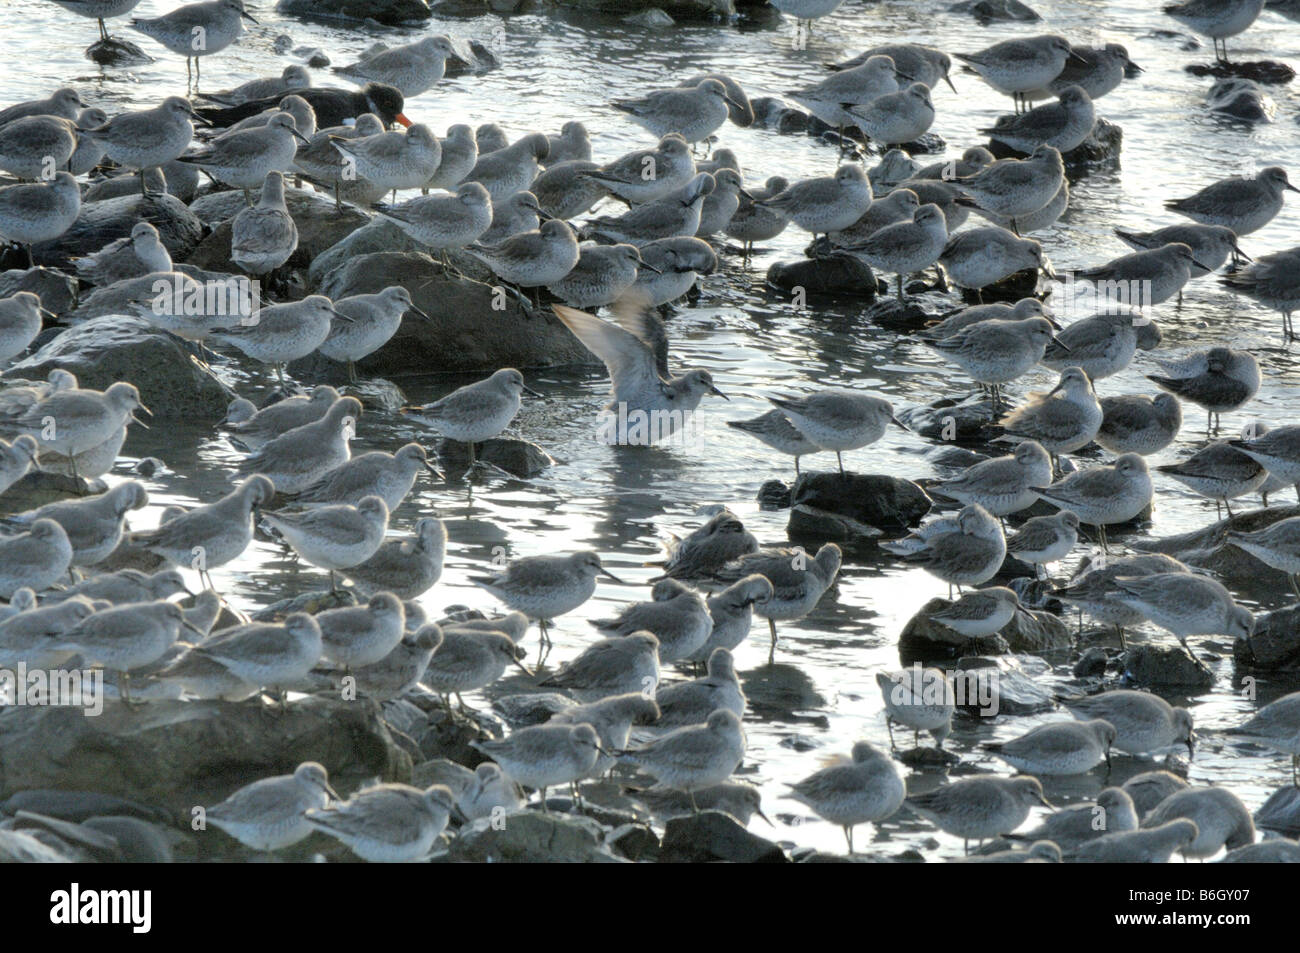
307;218;425;289
898;596;1068;661
442;810;626;863
32;192;204;268
4;314;232;420
896;745;962;768
1120;645;1216;689
1073;646;1109;678
0;470;92;514
900;598;1008;661
414;707;499;767
7;811;133;862
80;815;177;863
897;393;997;441
0;789;170;825
1233;605;1300;670
435;436;554;479
1253;786;1300;837
955;658;1056;715
958;264;1044;304
987;115;1123;168
625;8;676;28
757;479;792;509
186;189;369;273
314;251;591;373
0;267;78;316
1185;60;1296;85
1207;79;1276;122
949;0;1039;21
608;822;661;861
863;297;939;331
85;37;152;67
1132;505;1300;598
273;0;432;26
160;158;202;204
553;0;735;19
443;39;501;77
926;444;989;469
341;378;406;414
786;472;931;541
766;253;878;298
0;695;410;812
901;132;947;156
658;811;788;863
749;96;810;133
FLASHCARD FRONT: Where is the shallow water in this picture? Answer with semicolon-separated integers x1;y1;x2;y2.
6;0;1300;858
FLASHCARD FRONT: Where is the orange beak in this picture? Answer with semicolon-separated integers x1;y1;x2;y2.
395;112;412;128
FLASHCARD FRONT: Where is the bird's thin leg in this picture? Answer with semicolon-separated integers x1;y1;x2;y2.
767;617;778;664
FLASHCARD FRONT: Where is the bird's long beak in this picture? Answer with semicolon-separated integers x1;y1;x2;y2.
599;568;627;584
709;384;729;400
292;129;312;145
323;782;342;801
1127;60;1144;74
638;260;663;275
181;619;207;639
240;9;259;23
943;73;958;94
1191;255;1217;272
890;415;907;430
512;658;534;678
754;807;774;826
723;95;745;113
738;187;755;201
189;109;213;128
1050;337;1071;353
1040;261;1057;280
138;401;154;418
1039;793;1056;811
1068;48;1089;64
522;384;543;398
406;304;433;322
329;309;357;323
1186;735;1196;760
425;460;446;480
1232;243;1252;261
394;112;412;128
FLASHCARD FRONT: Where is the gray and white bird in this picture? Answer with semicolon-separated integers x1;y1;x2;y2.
317;286;430;381
553;300;728;446
1033;453;1153;552
612;79;741;143
785;740;904;854
1147;346;1260;431
1165;166;1297;235
400;368;540;467
231;171;298;278
260;496;390;592
767;389;899;475
129;0;257;84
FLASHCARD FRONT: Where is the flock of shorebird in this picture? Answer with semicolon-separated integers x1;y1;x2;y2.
0;0;1298;862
